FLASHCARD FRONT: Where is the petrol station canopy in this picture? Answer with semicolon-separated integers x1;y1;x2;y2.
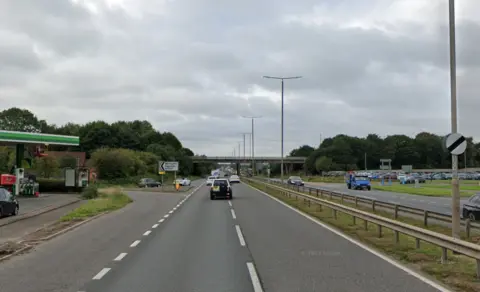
0;130;79;146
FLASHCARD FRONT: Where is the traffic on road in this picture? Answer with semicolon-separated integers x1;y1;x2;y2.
0;177;452;292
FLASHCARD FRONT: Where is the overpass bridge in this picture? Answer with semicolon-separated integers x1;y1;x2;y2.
191;156;307;164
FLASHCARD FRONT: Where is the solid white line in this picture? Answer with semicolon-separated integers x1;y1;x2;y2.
152;224;159;228
235;225;246;246
92;268;111;280
114;253;127;261
244;183;453;292
164;214;170;218
143;230;152;236
159;218;165;223
246;262;263;292
228;201;232;207
130;240;141;247
231;209;237;219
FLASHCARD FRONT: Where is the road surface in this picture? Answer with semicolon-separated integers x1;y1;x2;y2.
81;182;445;292
269;178;468;215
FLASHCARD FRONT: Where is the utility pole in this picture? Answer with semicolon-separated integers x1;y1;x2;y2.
364;152;367;171
448;0;460;240
240;133;249;161
242;116;261;175
263;75;302;183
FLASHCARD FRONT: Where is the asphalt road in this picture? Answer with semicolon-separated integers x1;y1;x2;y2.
269;178;467;216
18;193;80;215
0;186;199;292
81;182;445;292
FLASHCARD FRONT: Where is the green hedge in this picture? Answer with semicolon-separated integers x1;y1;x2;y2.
37;178;83;193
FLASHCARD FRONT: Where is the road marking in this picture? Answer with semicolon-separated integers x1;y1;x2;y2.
114;253;127;261
235;225;246;246
169;210;174;214
152;224;159;228
143;230;152;236
245;183;453;292
159;218;165;223
130;240;141;247
246;262;264;292
228;201;232;207
164;214;170;218
92;268;111;280
231;209;237;219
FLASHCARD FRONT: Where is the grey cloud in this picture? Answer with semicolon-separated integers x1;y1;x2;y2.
1;0;480;156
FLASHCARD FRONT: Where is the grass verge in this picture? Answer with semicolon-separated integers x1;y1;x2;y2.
247;180;480;292
60;187;133;221
373;184;473;197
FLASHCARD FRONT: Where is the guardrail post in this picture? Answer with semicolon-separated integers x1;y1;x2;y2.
341;194;344;204
394;205;399;219
372;200;376;212
363;220;368;230
308;188;311;195
316;189;319;197
465;219;471;239
415;238;420;249
317;203;322;212
354;197;358;207
394;231;400;244
332;209;337;219
423;211;428;226
441;247;447;264
352;215;356;225
329;192;333;200
377;225;382;238
320;190;324;198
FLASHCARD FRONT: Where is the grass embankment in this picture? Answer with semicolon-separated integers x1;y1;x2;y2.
247;180;480;292
372;184;474;197
60;186;132;221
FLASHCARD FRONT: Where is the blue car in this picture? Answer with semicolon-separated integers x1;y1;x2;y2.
346;175;371;191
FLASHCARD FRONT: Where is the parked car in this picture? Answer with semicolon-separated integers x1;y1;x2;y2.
0;187;19;217
462;193;480;221
137;178;162;188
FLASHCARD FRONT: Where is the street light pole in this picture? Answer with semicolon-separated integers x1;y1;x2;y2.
242;116;261;175
263;75;302;183
448;0;460;239
240;133;250;161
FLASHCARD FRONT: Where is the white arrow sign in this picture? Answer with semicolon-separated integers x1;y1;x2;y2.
158;161;179;172
445;133;467;155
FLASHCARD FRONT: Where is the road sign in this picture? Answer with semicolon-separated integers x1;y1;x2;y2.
445;133;467;155
158;171;166;175
158;161;179;172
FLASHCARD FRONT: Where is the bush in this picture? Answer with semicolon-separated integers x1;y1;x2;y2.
81;185;99;199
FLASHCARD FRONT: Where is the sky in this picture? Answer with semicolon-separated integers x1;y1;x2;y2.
0;0;479;156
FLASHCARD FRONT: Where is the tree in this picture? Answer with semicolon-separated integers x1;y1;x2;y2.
35;156;59;178
0;108;41;132
315;156;334;173
59;155;78;169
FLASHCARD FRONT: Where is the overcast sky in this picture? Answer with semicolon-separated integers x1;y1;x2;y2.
0;0;479;156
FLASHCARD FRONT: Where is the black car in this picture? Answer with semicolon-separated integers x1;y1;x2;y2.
462;194;480;221
287;176;304;186
0;187;19;217
137;178;162;188
210;179;232;200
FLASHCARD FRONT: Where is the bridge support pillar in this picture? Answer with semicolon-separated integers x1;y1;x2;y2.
236;163;240;175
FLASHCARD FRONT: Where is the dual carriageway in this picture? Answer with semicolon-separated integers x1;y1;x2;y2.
0;174;459;292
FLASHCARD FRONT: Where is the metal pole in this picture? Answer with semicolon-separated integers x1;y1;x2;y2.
243;134;246;160
281;79;284;184
238;142;241;158
364;152;367;171
449;0;460;240
252;118;255;175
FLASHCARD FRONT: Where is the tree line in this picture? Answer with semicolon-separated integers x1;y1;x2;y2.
0;107;215;180
284;132;480;174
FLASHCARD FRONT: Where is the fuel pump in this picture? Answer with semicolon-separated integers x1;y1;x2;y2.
77;168;89;187
14;167;24;196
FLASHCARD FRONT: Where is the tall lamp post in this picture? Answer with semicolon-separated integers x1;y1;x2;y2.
263;75;302;183
242;116;262;175
448;0;460;240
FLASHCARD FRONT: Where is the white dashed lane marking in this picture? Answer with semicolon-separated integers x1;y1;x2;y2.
143;230;152;236
235;225;246;246
130;240;141;247
152;224;159;228
114;253;127;261
92;268;111;280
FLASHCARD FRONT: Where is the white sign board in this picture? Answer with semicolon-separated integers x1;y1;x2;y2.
445;133;467;155
159;161;179;172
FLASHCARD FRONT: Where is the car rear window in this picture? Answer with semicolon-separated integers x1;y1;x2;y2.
208;176;216;179
213;180;228;186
